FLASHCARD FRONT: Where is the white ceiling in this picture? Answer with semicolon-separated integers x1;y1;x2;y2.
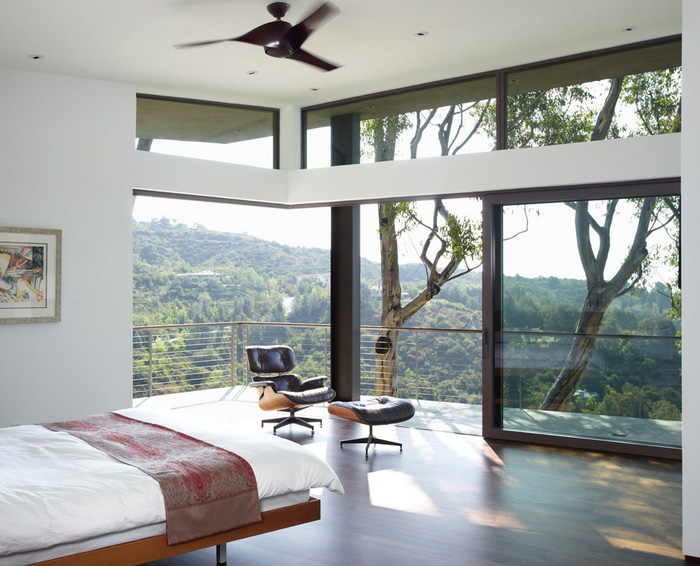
0;0;682;108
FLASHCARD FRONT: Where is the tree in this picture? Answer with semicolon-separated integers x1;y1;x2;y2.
363;109;486;395
502;70;681;410
539;197;666;409
365;65;681;404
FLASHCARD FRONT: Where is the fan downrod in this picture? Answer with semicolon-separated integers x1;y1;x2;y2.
267;2;291;20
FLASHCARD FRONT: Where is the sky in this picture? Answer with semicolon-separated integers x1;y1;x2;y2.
133;192;676;286
132;195;480;267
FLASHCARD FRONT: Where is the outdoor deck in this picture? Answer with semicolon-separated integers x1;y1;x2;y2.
133;386;681;448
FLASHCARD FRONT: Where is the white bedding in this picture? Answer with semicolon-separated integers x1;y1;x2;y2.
0;408;343;561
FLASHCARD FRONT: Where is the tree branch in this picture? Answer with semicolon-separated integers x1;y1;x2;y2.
590;77;623;141
452;100;492;155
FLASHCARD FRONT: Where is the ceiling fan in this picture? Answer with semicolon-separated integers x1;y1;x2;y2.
176;2;341;71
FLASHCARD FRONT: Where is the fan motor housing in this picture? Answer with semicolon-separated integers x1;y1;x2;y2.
265;45;295;58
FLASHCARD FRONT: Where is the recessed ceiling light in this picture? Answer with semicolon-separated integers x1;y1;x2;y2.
415;31;429;37
309;87;320;92
622;26;636;32
246;70;258;75
28;54;44;60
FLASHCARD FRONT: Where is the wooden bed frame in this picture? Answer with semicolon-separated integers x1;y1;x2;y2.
33;497;320;566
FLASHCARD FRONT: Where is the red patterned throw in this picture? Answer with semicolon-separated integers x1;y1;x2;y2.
43;413;261;545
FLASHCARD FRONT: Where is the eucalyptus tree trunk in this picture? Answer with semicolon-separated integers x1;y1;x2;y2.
370;111;481;396
539;197;655;410
375;199;462;396
376;203;402;396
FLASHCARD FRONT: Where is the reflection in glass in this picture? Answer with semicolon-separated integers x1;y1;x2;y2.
304;75;497;168
136;95;278;169
506;40;681;148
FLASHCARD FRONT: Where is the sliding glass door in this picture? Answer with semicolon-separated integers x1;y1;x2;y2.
483;181;680;457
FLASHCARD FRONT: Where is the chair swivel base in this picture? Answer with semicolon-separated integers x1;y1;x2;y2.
262;412;322;435
340;425;402;457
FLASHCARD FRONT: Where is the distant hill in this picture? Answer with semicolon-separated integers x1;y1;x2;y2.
133;218;330;278
133;218;674;334
132;218;458;284
132;218;680;418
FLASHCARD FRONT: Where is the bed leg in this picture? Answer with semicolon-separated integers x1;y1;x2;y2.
216;543;227;564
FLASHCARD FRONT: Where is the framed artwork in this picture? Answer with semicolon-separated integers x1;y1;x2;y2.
0;227;61;323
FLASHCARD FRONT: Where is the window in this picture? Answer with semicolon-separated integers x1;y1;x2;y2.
302;37;681;168
506;39;681;148
131;194;330;397
304;75;496;168
483;181;681;456
136;95;279;168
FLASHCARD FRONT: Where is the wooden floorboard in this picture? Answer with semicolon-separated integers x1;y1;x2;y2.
145;416;683;566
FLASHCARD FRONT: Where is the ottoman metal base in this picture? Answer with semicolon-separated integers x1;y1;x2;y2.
328;397;415;457
340;424;403;457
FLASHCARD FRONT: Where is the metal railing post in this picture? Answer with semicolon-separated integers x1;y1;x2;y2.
148;329;154;398
230;324;236;387
243;324;249;382
415;332;420;401
324;326;329;377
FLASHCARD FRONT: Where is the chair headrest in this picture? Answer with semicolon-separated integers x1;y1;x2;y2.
246;345;296;374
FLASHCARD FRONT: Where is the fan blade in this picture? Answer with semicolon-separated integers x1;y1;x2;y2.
288;48;339;71
175;38;234;48
232;20;291;48
287;1;339;50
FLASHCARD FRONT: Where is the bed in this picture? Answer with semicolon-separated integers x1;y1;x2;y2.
0;407;344;566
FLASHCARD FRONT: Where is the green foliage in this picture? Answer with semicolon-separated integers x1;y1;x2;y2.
133;219;681;422
621;68;682;135
379;202;418;238
507;85;599;148
471;68;682;149
361;115;412;162
440;214;482;263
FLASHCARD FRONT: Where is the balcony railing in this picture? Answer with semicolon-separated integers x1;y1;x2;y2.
133;322;681;418
132;322;482;402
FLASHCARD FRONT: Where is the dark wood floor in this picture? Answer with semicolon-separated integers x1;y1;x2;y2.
146;416;683;566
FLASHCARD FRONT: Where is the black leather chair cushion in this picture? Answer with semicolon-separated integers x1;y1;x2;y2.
329;397;415;426
247;345;296;374
281;387;336;405
251;374;335;404
253;374;302;392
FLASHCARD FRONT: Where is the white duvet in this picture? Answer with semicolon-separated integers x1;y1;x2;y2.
0;408;343;557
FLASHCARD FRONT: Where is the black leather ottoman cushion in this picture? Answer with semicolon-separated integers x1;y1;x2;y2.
328;397;415;426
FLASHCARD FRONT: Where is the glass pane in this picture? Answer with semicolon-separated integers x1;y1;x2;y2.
136;95;277;168
131;195;331;397
304;75;496;168
506;40;681;148
358;198;483;420
498;195;681;448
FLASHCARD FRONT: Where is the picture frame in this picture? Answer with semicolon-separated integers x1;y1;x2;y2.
0;227;61;323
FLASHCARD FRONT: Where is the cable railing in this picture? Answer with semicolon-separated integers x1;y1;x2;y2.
132;322;681;425
132;321;482;402
500;329;682;419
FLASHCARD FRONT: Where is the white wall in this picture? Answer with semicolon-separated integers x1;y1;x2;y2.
0;69;135;426
682;0;700;558
132;134;681;208
133;150;286;204
285;134;680;205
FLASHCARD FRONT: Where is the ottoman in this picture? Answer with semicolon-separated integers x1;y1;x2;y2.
328;397;415;456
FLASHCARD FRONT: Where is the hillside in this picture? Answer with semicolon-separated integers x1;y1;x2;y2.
132;218;681;419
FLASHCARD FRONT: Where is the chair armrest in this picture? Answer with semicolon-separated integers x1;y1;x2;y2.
301;376;328;390
248;380;278;393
